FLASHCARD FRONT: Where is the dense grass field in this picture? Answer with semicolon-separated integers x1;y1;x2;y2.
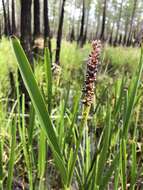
0;37;143;190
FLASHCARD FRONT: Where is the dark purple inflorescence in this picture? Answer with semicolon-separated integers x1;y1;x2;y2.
82;40;101;106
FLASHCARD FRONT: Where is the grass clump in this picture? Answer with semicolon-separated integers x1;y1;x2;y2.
0;37;143;189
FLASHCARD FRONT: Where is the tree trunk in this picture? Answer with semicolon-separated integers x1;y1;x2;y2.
114;0;123;46
55;0;66;65
0;21;1;39
77;0;85;47
127;0;138;46
2;0;8;35
70;25;75;42
44;0;52;60
123;17;129;45
20;0;32;103
11;0;16;34
118;33;122;45
95;13;101;39
100;0;107;41
109;22;115;45
83;6;90;45
34;0;40;38
7;0;11;34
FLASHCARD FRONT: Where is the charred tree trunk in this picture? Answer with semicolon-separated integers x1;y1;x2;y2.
2;0;8;35
127;0;137;46
0;21;1;39
20;0;32;104
34;0;40;38
77;0;85;47
21;0;32;60
7;0;11;34
55;0;66;65
83;7;90;45
123;17;129;45
70;25;75;42
95;13;101;39
44;0;52;60
109;22;115;45
100;0;107;41
11;0;16;34
114;0;123;46
118;34;122;45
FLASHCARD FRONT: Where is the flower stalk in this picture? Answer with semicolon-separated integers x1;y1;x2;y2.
67;40;101;188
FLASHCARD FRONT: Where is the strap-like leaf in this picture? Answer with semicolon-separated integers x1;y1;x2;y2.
11;37;67;184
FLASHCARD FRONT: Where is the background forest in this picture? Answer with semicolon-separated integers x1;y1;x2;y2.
0;0;143;190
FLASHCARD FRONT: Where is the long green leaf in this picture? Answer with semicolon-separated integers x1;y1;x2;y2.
11;37;67;184
123;45;143;137
7;120;16;190
44;48;52;113
100;152;120;190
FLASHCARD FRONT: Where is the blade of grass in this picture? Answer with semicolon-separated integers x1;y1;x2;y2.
95;106;112;186
6;119;16;190
28;103;35;145
130;141;137;190
11;37;68;184
0;137;3;190
44;48;52;114
123;45;143;138
38;129;46;190
120;138;127;190
100;152;120;190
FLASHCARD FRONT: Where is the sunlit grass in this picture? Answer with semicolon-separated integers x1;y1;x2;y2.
0;37;142;189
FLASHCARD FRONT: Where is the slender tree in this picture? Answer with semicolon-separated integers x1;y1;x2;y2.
55;0;66;65
34;0;40;38
2;0;8;35
83;0;91;45
100;0;107;40
95;0;102;39
11;0;16;34
123;17;129;45
70;25;75;42
109;22;115;45
0;20;1;39
77;0;85;47
20;0;32;103
127;0;138;46
44;0;52;59
20;0;32;60
7;0;11;34
114;0;123;46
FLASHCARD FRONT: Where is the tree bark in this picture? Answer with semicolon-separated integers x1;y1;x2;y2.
109;22;115;45
127;0;138;46
123;17;129;45
11;0;16;34
77;0;85;47
2;0;8;35
114;0;123;46
95;13;101;39
0;21;1;39
70;25;75;42
44;0;52;60
20;0;32;103
34;0;40;38
100;0;107;41
7;0;11;34
83;5;90;45
55;0;66;65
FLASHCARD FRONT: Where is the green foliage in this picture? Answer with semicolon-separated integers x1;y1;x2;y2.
0;37;143;189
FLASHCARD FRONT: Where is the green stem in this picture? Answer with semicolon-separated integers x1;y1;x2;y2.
67;105;90;187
